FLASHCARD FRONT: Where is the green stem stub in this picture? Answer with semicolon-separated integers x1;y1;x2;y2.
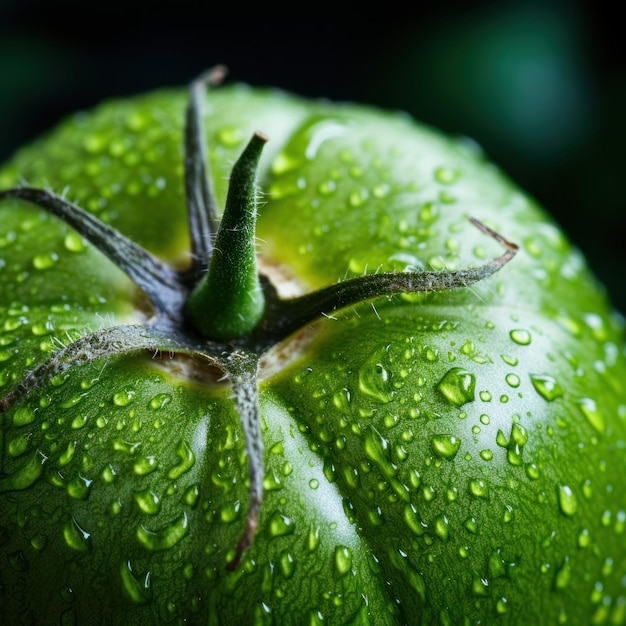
185;131;268;341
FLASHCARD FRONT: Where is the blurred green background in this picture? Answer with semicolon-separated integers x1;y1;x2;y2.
1;0;624;313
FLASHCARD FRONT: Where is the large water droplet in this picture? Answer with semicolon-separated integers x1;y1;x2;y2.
268;512;296;538
510;329;531;345
136;512;189;550
168;440;195;479
431;434;462;460
437;368;476;406
530;374;563;402
134;489;161;515
577;398;605;434
558;485;578;516
63;517;91;551
334;545;353;576
359;346;394;404
120;560;152;604
0;451;46;492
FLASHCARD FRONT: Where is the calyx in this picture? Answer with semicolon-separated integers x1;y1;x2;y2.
0;65;518;568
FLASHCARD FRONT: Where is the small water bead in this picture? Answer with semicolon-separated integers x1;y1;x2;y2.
168;440;195;480
505;374;521;388
0;451;46;492
510;329;532;345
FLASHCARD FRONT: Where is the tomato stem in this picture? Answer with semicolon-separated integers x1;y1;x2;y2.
185;131;268;341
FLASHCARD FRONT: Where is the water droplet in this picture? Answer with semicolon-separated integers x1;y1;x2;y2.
437;368;476;406
530;374;563;402
63;517;91;551
480;449;494;461
558;485;578;516
134;455;157;475
307;524;320;552
510;329;531;345
278;550;296;578
168;440;195;479
364;427;396;478
220;501;241;523
434;516;450;540
359;346;394;404
134;489;161;515
431;434;461;460
469;479;489;499
149;393;172;410
113;390;135;407
120;560;152;604
32;252;58;270
577;398;605;434
268;512;296;538
64;232;86;253
8;434;29;457
505;374;520;388
435;167;459;184
472;577;489;596
136;512;189;550
0;451;46;492
67;475;92;500
13;406;35;426
334;545;352;576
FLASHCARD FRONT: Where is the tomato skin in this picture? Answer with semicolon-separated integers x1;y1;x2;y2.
1;83;625;625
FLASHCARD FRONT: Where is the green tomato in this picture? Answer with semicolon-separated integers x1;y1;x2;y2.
0;68;625;626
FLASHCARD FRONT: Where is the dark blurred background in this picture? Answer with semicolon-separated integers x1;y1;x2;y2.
1;0;624;313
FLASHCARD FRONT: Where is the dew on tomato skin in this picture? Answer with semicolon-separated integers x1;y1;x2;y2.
505;373;521;388
510;329;532;345
134;489;161;515
431;434;461;460
136;511;189;551
168;440;195;479
469;479;489;499
529;373;564;402
436;367;476;406
133;456;157;475
358;347;395;404
12;406;35;427
67;475;92;500
577;397;605;434
113;390;136;407
63;517;91;551
267;512;296;539
101;463;116;483
120;560;152;605
0;451;46;492
364;427;396;479
7;434;30;457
